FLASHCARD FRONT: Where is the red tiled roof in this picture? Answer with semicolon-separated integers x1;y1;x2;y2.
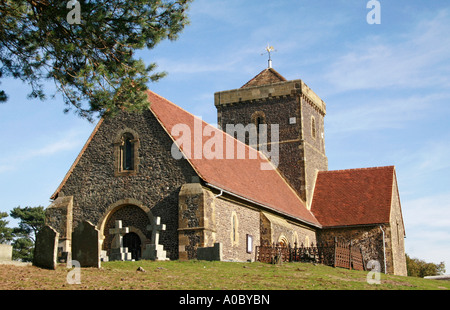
241;68;287;88
147;90;320;227
310;166;395;227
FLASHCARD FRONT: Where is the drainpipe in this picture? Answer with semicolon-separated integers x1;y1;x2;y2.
214;189;223;199
379;225;387;274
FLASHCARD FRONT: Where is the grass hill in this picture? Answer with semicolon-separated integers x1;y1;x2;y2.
0;260;449;290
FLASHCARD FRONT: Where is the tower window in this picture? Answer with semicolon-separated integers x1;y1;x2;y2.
251;111;266;149
311;116;316;139
256;116;263;135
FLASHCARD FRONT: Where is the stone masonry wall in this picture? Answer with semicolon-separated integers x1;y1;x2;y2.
389;178;407;276
217;93;328;205
214;196;261;262
218;96;307;201
260;212;317;247
51;109;198;260
317;226;387;273
178;183;217;260
300;96;328;206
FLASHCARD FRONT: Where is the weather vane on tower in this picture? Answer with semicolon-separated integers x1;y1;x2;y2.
262;44;277;68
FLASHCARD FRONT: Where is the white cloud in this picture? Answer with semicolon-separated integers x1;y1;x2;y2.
402;193;450;265
393;135;450;189
0;129;87;174
326;92;446;134
403;193;450;230
155;57;240;75
324;9;450;92
417;142;450;173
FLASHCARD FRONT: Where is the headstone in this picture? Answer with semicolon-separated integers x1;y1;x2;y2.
0;244;12;261
33;225;59;270
108;220;132;261
142;216;169;260
197;243;223;261
72;221;101;268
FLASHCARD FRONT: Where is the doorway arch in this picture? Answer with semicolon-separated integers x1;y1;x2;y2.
98;199;152;258
123;232;142;260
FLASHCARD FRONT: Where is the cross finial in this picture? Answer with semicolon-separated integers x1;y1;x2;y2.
262;44;276;68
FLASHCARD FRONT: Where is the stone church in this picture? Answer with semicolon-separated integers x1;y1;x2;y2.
43;66;407;275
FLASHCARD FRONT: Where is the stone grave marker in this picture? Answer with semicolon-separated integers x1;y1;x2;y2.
72;220;101;268
109;220;132;261
33;225;59;270
142;216;168;260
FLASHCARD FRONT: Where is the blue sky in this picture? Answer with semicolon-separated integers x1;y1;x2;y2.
1;0;450;269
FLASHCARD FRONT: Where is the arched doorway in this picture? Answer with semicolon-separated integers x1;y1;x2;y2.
123;232;141;260
99;202;151;259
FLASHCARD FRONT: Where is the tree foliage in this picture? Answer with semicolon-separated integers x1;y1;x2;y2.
0;212;14;244
0;0;192;121
9;206;46;261
10;206;45;242
406;254;446;278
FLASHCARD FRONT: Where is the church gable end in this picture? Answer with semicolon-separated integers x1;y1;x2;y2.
48;108;198;260
388;171;407;276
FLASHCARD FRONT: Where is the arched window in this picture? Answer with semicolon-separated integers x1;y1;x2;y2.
251;111;266;149
256;116;263;136
121;133;134;171
114;129;140;176
230;211;239;246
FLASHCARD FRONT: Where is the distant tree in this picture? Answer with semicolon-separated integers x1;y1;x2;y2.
10;206;45;261
0;212;14;244
0;0;192;121
406;254;446;277
11;232;35;262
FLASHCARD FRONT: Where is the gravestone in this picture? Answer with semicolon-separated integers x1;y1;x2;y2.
0;244;12;261
142;216;169;260
109;220;132;261
72;221;101;268
33;225;59;270
197;243;223;261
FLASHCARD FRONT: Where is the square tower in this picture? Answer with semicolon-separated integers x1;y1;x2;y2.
214;68;328;207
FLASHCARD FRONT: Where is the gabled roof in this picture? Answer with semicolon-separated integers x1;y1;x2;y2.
241;67;287;88
310;166;396;228
50;90;321;228
147;90;321;227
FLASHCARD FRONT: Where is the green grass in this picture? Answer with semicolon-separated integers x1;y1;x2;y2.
1;260;449;290
99;260;449;290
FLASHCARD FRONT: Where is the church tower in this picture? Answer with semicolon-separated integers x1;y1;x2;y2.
214;66;328;207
